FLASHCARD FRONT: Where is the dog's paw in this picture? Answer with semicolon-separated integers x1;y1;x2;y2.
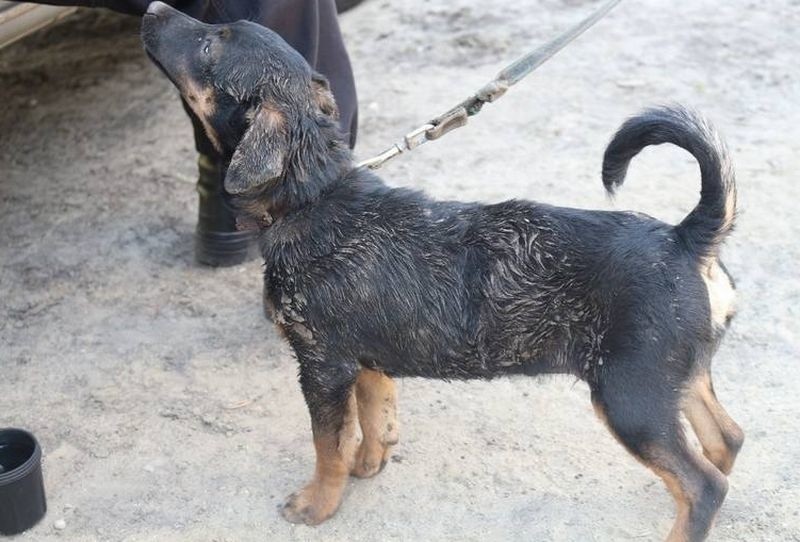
351;458;387;479
351;444;389;478
280;484;339;525
351;423;398;479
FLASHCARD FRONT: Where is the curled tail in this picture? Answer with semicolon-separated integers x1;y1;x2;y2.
602;105;737;262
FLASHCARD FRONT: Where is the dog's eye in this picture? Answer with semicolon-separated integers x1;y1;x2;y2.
202;38;211;55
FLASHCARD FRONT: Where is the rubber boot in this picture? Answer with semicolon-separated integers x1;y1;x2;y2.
194;153;256;267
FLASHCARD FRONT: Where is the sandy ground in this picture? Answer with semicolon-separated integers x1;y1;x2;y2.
1;1;798;540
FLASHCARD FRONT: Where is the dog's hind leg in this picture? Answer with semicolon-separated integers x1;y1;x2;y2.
592;360;728;542
682;371;744;475
351;368;399;478
281;362;362;525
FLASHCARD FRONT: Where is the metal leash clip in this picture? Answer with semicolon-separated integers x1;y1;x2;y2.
357;123;434;170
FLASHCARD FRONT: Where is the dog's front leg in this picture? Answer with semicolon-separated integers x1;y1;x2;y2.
281;362;361;525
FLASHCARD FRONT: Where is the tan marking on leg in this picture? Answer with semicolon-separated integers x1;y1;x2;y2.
593;399;727;541
684;392;730;474
614;442;730;542
701;261;736;329
338;391;363;465
646;445;727;542
352;369;398;478
281;392;361;525
649;464;692;542
684;373;744;475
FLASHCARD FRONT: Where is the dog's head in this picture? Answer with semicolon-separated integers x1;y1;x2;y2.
141;1;347;206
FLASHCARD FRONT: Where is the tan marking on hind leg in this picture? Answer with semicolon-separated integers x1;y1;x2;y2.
683;372;744;475
683;393;730;475
352;369;398;478
651;466;692;542
281;392;361;525
646;445;728;542
593;399;728;542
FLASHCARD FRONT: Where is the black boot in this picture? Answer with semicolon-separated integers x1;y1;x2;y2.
194;153;256;267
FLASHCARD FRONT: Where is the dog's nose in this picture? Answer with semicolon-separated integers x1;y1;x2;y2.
146;1;171;16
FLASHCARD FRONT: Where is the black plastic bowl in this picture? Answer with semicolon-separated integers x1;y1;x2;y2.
0;428;46;535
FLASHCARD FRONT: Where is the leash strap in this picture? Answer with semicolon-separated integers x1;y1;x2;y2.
356;0;622;170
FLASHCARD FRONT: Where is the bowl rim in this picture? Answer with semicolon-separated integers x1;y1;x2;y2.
0;428;42;486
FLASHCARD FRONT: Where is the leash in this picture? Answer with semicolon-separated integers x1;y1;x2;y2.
356;0;622;170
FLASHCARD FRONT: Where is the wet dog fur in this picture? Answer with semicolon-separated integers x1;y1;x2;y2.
141;3;743;540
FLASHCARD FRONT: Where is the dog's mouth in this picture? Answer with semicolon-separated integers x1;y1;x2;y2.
140;10;160;47
141;16;168;74
143;49;165;74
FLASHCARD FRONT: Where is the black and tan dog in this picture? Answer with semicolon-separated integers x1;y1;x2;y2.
142;3;743;540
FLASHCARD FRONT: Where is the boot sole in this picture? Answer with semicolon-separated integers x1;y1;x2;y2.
195;228;257;267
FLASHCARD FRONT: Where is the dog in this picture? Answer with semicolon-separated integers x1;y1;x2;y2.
141;3;743;540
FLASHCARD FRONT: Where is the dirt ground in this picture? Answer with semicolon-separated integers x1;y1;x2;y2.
1;1;798;540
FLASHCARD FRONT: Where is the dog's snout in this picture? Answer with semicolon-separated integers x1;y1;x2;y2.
146;1;171;16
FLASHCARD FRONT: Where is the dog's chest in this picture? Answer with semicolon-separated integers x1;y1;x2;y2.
264;275;318;346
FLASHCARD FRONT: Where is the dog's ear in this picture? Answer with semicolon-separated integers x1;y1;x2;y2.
224;105;288;195
311;72;338;120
